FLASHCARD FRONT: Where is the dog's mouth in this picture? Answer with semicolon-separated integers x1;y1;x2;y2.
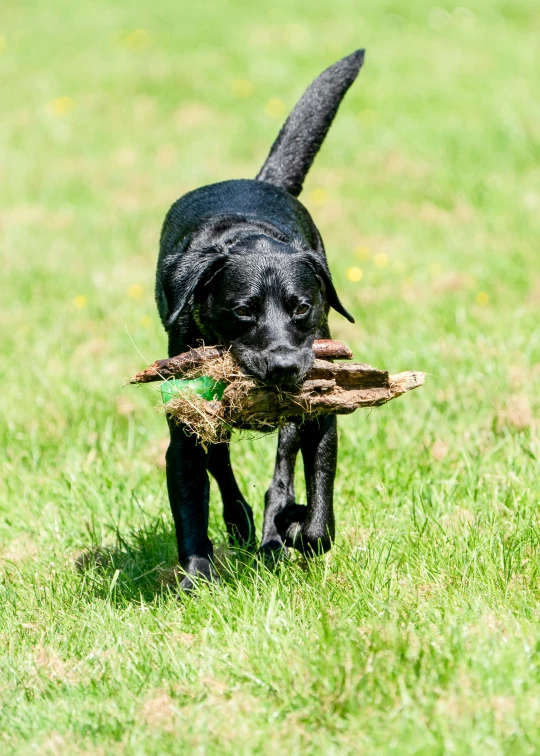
232;347;314;391
260;373;304;391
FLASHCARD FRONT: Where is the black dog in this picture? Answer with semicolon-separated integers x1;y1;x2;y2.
155;50;365;590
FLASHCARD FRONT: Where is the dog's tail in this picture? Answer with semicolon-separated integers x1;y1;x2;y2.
256;50;365;198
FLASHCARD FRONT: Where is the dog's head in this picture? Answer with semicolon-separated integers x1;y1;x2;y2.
162;232;353;388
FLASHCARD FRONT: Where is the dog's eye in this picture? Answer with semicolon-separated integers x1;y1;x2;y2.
234;306;252;318
294;304;310;317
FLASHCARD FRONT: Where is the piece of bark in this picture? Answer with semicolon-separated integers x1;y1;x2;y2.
309;339;353;360
222;370;425;426
130;339;353;384
130;346;225;383
306;359;389;388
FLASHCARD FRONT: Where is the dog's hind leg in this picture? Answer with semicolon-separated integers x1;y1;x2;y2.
259;422;301;563
208;441;256;550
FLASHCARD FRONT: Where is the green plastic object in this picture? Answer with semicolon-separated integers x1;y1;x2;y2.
160;376;227;405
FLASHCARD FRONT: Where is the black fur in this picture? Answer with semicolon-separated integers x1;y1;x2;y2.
155;51;365;590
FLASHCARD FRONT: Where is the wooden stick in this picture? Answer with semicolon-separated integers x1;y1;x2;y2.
130;339;353;384
130;346;225;383
222;370;425;425
305;359;389;388
310;339;353;360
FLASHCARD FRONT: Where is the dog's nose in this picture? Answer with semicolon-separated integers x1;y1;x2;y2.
265;351;301;386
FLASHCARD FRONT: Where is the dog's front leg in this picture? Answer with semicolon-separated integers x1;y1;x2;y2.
166;421;217;591
259;422;301;563
276;415;337;556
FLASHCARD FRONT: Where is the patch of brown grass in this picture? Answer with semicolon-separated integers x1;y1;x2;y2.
116;394;137;416
140;691;181;732
430;439;449;461
527;278;540;306
0;537;39;565
174;103;212;129
497;395;534;432
396;200;475;226
40;732;67;756
384;150;431;179
441;507;475;531
144;437;169;469
33;645;83;685
432;273;472;294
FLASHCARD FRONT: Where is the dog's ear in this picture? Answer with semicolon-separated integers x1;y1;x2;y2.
162;250;228;330
305;253;355;323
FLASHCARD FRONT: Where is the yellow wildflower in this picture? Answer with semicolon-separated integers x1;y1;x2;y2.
354;245;372;261
374;252;389;268
357;109;376;121
231;79;253;98
50;96;74;117
476;291;489;306
346;267;363;282
309;188;329;206
265;98;285;118
124;29;149;50
72;295;87;309
128;284;144;299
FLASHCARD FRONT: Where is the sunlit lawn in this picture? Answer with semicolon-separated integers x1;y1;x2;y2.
1;0;540;753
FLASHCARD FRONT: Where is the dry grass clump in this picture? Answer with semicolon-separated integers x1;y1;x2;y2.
140;691;180;732
162;348;286;445
497;395;534;433
158;352;243;445
165;392;230;445
179;350;241;383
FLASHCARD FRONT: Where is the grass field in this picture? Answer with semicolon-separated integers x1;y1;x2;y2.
1;0;540;752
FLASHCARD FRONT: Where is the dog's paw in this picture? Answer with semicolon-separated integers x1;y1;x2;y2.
179;555;219;593
274;503;308;540
274;506;333;556
257;539;289;569
284;525;333;556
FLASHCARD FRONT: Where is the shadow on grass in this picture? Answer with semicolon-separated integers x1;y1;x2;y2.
74;518;259;604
